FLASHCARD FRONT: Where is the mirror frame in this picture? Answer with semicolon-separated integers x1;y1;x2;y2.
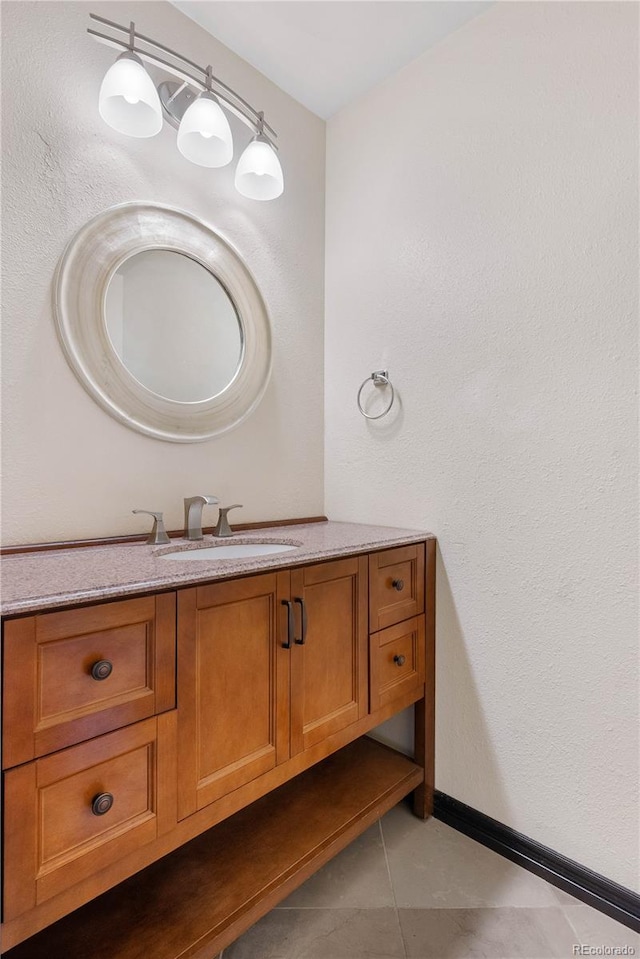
54;202;272;442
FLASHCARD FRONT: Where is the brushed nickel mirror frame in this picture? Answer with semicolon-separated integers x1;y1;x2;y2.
53;202;272;443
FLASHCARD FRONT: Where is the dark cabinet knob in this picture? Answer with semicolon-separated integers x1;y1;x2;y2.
90;660;113;681
391;579;404;592
393;654;406;667
91;792;114;816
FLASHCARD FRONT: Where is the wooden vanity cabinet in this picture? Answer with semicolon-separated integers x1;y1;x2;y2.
177;556;368;818
1;538;435;958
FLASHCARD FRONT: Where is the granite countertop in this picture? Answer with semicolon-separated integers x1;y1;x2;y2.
0;521;433;617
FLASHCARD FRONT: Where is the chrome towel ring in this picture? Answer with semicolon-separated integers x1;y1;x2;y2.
357;369;395;420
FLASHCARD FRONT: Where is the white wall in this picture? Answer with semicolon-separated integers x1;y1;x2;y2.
1;1;325;544
325;1;639;890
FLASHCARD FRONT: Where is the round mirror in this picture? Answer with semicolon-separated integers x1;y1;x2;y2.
54;203;271;442
104;250;243;403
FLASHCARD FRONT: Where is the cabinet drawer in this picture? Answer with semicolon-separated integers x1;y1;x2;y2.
370;616;425;711
369;544;425;631
3;713;177;920
3;594;176;768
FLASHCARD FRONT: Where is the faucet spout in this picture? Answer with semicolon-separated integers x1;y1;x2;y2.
184;495;219;540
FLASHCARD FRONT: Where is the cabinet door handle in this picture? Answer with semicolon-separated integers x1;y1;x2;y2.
391;579;404;592
281;600;294;649
294;597;307;645
90;660;113;681
91;792;114;816
393;654;406;667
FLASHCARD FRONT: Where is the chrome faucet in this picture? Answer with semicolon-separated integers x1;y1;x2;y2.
184;495;219;540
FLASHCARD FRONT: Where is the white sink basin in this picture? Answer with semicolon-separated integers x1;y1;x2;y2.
160;543;299;561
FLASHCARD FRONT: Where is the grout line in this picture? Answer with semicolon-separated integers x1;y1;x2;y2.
379;815;398;908
379;814;408;959
275;906;388;910
563;905;583;940
560;902;640;948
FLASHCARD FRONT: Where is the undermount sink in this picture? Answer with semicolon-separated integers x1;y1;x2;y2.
160;542;299;561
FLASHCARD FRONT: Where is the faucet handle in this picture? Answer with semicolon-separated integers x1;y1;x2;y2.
132;510;171;545
213;504;243;538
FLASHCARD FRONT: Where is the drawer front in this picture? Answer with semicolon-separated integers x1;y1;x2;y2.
369;544;425;631
3;713;177;919
370;616;425;711
3;593;176;767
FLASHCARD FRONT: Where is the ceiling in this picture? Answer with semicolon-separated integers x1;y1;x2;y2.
171;2;492;119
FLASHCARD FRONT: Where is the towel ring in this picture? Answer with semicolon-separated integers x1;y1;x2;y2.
357;370;395;420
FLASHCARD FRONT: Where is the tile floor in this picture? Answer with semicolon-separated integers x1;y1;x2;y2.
218;799;639;959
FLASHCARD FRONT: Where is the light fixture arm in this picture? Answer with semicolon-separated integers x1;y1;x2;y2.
165;80;189;107
88;12;278;147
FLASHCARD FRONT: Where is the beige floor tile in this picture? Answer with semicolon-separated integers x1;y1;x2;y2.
382;805;561;908
563;905;640;949
223;907;406;958
278;823;394;908
398;906;577;958
549;886;582;906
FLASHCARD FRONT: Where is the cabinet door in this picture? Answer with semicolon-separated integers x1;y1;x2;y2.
290;557;368;755
177;572;290;819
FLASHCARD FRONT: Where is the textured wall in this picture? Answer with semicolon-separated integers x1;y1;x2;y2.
1;1;325;544
325;2;639;889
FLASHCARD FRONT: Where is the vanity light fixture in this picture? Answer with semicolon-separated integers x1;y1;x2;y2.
97;22;163;138
235;114;285;202
88;13;284;199
176;69;233;168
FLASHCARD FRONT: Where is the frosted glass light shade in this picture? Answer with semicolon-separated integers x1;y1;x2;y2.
98;53;162;138
234;135;284;201
177;92;233;168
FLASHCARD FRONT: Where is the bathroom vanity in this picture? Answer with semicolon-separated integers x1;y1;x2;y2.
0;521;435;958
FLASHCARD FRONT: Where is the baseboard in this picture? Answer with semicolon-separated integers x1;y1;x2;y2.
433;791;640;933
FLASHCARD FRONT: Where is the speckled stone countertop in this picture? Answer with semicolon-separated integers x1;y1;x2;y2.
0;521;433;617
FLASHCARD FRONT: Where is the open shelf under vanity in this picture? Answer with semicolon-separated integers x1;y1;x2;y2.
4;738;422;959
